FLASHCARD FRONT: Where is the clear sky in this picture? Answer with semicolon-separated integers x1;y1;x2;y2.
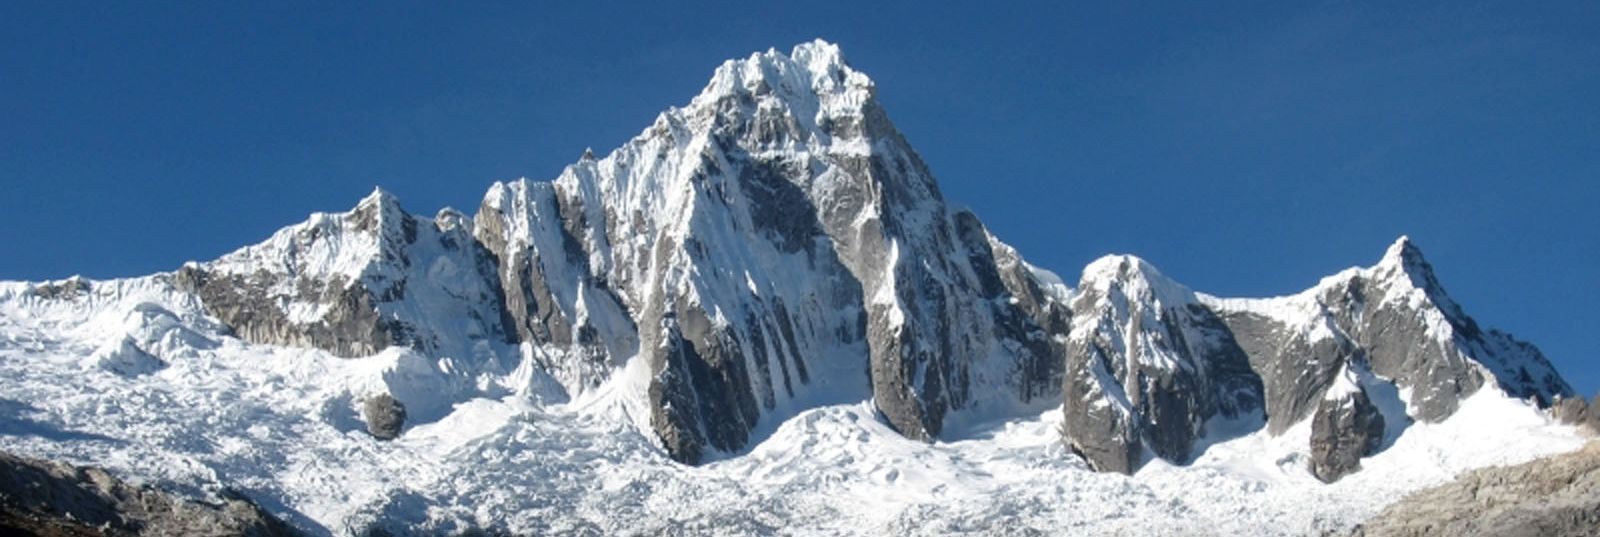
3;2;1596;393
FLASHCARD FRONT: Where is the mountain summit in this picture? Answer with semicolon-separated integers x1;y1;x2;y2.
469;38;1063;462
0;41;1581;535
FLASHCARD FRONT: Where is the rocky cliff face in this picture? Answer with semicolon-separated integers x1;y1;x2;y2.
1309;367;1387;483
134;41;1569;476
173;189;517;364
1059;238;1571;475
505;41;1065;461
1060;256;1264;473
473;179;640;396
1215;238;1569;431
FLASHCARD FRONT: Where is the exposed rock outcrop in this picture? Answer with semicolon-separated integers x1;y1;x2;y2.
174;189;517;361
24;277;91;301
1309;382;1387;483
1061;238;1570;477
363;394;407;440
1061;255;1264;473
473;180;640;394
1215;238;1569;434
1552;394;1600;434
461;41;1063;463
0;451;298;536
1350;442;1600;537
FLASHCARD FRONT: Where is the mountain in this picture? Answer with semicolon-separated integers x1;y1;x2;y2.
163;40;1064;464
0;40;1583;535
1062;236;1572;480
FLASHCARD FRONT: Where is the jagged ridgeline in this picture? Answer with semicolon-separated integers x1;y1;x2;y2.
1059;239;1570;480
162;40;1568;477
170;40;1064;465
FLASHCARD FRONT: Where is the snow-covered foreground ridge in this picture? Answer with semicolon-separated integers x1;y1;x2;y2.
0;40;1586;535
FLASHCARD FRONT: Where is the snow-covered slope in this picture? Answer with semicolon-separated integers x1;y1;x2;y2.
0;40;1584;535
0;298;1583;535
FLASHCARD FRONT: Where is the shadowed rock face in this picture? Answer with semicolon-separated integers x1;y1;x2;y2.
1059;238;1570;478
175;190;518;362
1553;395;1600;434
470;42;1067;463
955;211;1064;405
1061;256;1264;474
0;451;299;536
474;180;640;393
1219;238;1569;436
1350;442;1600;537
1221;310;1358;435
1310;387;1386;483
175;266;393;357
1327;239;1567;419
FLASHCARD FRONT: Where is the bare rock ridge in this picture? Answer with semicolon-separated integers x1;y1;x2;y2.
151;40;1570;475
0;450;298;536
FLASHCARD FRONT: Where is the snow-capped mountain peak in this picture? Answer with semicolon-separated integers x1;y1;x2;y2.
356;185;400;211
1370;235;1437;293
0;41;1584;536
1364;235;1476;332
697;39;873;126
1078;253;1198;311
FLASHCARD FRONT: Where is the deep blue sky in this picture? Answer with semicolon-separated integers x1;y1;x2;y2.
3;2;1596;393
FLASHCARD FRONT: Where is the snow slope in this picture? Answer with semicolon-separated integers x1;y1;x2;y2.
0;275;1585;535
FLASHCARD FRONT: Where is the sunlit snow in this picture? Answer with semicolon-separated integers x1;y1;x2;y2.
0;276;1584;536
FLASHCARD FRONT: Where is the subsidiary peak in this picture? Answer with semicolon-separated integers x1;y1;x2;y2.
1078;253;1196;308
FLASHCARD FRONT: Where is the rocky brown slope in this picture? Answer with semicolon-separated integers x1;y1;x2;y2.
1349;440;1600;537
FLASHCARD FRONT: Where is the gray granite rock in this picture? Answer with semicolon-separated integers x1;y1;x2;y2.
0;450;299;536
1309;386;1386;483
175;190;517;361
1060;256;1264;474
362;393;407;441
